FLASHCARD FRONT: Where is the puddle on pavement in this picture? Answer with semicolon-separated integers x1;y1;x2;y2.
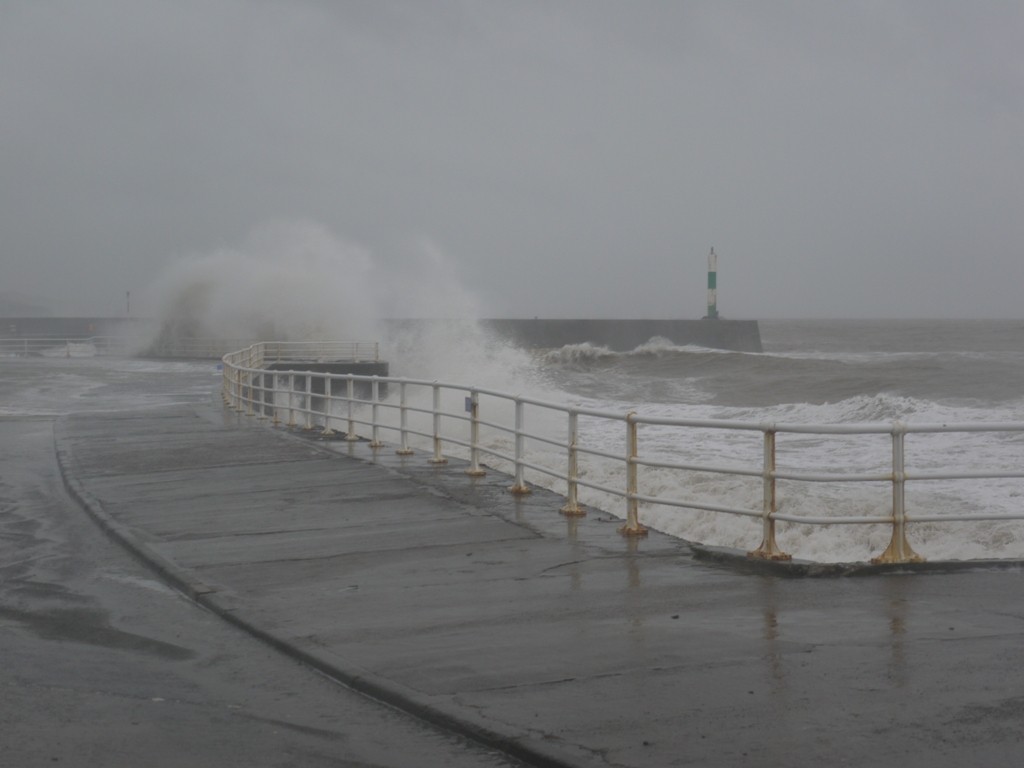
0;604;195;660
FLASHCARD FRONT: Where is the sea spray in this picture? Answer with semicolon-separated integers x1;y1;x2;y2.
144;219;552;388
147;220;379;348
145;244;1024;565
145;218;568;451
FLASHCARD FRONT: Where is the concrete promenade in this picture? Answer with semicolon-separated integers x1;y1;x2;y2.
56;404;1024;767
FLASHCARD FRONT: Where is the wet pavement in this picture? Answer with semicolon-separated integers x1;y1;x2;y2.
51;393;1024;767
1;358;527;768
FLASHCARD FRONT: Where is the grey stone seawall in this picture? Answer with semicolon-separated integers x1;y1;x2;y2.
481;318;762;352
389;318;764;353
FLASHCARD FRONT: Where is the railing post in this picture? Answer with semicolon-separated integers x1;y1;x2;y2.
271;373;281;425
233;367;243;411
303;374;313;430
321;375;336;436
428;383;448;464
465;390;486;477
286;374;297;428
748;429;791;560
509;398;531;494
256;372;268;419
245;370;255;416
560;410;585;516
396;382;414;455
369;377;383;449
618;412;648;536
345;376;358;441
873;423;924;564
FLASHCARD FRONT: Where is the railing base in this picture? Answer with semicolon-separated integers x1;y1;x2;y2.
465;468;486;477
428;458;449;465
871;534;925;565
395;448;414;456
747;547;793;562
618;523;649;537
748;528;792;561
560;503;586;517
509;484;531;496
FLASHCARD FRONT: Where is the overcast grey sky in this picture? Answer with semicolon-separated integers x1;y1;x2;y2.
2;0;1021;319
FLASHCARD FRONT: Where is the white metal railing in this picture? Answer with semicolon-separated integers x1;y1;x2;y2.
0;336;134;357
222;342;1024;565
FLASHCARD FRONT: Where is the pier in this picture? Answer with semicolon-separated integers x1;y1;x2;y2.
53;398;1024;767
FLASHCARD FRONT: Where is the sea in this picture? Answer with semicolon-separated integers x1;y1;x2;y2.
5;318;1024;564
389;318;1024;565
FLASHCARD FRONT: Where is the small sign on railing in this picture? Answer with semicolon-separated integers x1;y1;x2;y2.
465;396;473;413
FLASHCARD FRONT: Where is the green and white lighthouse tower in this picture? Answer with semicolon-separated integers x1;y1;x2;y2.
706;247;719;319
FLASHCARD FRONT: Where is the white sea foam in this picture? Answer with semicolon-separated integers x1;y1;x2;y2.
631;337;742;356
343;361;1024;563
540;342;617;364
540;337;745;365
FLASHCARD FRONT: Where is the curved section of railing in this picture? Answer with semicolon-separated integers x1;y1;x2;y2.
223;342;1024;565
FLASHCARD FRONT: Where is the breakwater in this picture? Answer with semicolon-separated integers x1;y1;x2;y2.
480;318;762;352
383;318;762;353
